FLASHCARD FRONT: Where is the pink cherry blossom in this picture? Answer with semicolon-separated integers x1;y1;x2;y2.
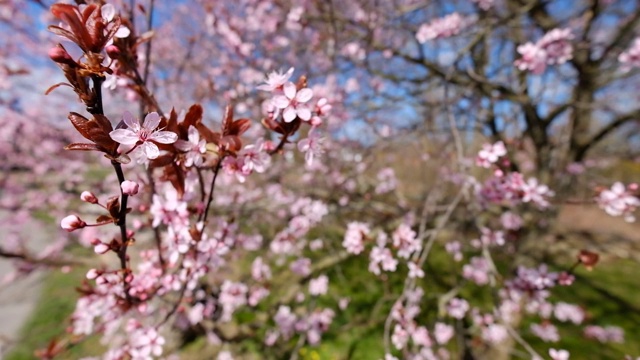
175;125;206;167
596;182;639;222
297;130;325;166
343;222;370;254
273;82;313;122
515;28;573;74
392;223;421;259
481;323;509;344
61;214;86;232
462;257;491;285
309;275;329;296
584;325;625;343
257;67;294;92
446;298;469;319
80;191;98;204
531;322;560;342
121;180;139;196
109;111;178;160
433;322;454;345
539;28;574;65
369;244;398;275
521;177;554;208
290;257;312;276
239;139;271;173
500;211;523;230
476;141;507;168
553;302;584;324
549;348;570;360
416;13;465;43
515;42;548;74
407;262;425;278
619;38;640;72
471;0;494;10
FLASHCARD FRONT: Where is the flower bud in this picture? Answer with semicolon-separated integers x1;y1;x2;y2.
49;45;76;66
105;44;121;59
94;243;110;254
86;268;101;279
61;215;86;232
578;250;599;270
80;191;99;204
310;116;323;127
558;272;575;286
121;180;139;196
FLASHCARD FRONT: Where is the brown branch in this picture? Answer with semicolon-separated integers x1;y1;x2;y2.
574;108;640;161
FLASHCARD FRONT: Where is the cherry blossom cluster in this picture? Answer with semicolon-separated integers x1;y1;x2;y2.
416;12;467;43
387;287;453;359
5;0;638;358
475;170;554;209
515;28;574;74
619;37;640;72
596;182;639;222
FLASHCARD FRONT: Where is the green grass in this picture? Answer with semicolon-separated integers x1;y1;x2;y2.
5;265;103;360
8;241;640;359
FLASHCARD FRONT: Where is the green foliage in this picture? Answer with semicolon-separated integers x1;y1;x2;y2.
6;266;103;360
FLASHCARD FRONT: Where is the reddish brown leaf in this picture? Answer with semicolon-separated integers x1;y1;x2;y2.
196;123;221;144
51;4;90;51
65;142;101;151
45;82;73;95
229;118;251;136
106;196;120;220
183;104;203;128
96;215;113;223
163;164;185;199
220;135;242;153
222;105;233;134
47;25;78;45
68;112;92;140
149;154;175;168
166;108;178;133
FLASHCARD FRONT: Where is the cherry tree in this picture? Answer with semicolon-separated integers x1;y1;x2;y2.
0;0;639;359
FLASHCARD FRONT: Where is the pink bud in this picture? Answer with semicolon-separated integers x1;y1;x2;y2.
121;180;139;196
61;215;86;232
558;272;575;286
94;243;110;254
49;45;76;66
262;140;276;152
86;268;100;279
106;44;121;59
310;116;323;127
80;191;99;204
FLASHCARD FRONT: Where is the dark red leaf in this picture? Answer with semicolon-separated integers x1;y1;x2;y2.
64;142;101;151
106;196;120;220
45;82;73;95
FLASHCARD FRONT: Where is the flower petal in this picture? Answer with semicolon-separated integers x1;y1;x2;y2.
174;139;192;152
296;106;311;121
143;112;161;131
114;26;131;38
283;107;297;122
296;88;313;103
142;142;160;159
101;4;115;22
283;82;297;100
272;95;290;109
122;111;139;131
150;130;178;144
109;129;139;145
187;126;199;144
